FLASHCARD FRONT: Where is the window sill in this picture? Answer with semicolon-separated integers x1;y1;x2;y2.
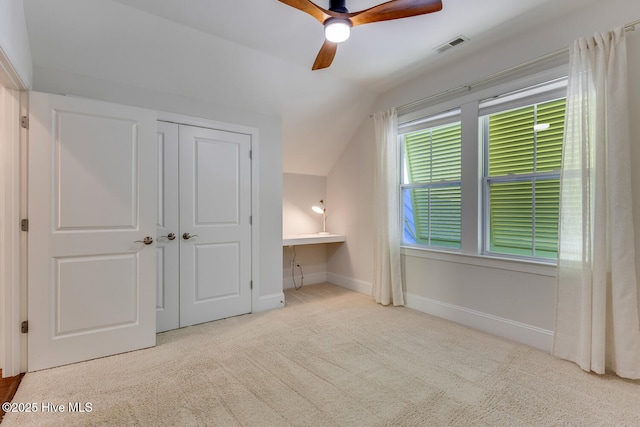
400;246;557;277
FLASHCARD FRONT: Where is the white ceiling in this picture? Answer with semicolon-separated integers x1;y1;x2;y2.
23;0;602;175
106;0;580;90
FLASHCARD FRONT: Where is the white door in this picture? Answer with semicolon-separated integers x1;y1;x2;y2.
179;125;252;326
28;92;157;371
156;122;180;332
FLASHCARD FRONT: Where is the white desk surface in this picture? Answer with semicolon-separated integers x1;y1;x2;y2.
282;233;346;246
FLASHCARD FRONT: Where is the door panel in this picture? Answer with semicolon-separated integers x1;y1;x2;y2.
194;243;240;300
56;112;138;230
28;92;157;371
156;122;180;332
56;254;137;334
179;125;251;327
195;140;240;224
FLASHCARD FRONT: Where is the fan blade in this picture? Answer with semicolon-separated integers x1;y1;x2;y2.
349;0;443;27
277;0;331;24
312;40;338;70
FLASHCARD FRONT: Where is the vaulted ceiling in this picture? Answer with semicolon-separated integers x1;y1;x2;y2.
23;0;610;175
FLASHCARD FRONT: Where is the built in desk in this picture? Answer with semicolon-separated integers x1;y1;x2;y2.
282;233;346;246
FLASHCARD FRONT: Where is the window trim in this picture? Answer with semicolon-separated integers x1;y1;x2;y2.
400;113;462;249
401;246;557;277
398;72;567;268
480;96;565;261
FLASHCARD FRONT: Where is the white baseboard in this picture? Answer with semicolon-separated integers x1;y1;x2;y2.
254;292;286;312
326;273;373;296
283;272;327;289
405;293;554;352
305;273;552;352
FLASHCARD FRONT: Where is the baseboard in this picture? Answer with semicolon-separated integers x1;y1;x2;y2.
326;273;373;296
254;292;286;312
283;272;327;289
299;273;552;352
405;293;554;352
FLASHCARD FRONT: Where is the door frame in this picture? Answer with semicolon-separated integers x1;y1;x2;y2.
157;111;260;313
0;50;29;377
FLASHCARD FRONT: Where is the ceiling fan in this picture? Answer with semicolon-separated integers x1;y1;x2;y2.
278;0;443;70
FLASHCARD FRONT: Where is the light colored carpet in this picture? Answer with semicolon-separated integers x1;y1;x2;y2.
4;283;640;426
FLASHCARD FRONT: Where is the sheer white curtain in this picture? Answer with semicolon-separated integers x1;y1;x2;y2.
372;108;404;306
553;27;640;379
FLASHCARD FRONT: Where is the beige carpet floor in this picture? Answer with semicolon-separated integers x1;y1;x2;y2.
4;283;640;426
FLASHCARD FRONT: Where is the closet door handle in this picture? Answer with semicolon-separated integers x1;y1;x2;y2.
182;233;199;240
161;233;176;241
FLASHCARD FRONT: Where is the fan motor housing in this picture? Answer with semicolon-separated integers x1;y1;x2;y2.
329;0;348;13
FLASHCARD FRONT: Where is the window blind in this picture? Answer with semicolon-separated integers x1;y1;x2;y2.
486;98;565;258
403;122;461;247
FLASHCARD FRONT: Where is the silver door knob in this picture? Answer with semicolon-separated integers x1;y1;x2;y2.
135;236;154;245
183;233;199;240
161;233;176;241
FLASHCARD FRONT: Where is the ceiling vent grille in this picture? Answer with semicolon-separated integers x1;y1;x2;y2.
436;35;469;54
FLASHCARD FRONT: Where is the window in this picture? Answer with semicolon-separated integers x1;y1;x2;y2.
401;112;461;249
482;98;565;259
399;78;567;263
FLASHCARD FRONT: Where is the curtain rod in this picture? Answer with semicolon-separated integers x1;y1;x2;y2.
370;18;640;118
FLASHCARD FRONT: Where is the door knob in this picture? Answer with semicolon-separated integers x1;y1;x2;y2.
183;233;199;240
161;233;176;241
135;236;154;245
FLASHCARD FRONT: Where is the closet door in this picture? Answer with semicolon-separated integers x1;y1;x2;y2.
179;125;252;326
28;92;157;371
156;122;180;332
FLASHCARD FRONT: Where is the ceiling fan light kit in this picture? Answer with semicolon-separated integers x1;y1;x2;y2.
324;18;352;43
278;0;444;70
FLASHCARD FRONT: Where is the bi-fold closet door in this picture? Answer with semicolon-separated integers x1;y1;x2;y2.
156;121;252;333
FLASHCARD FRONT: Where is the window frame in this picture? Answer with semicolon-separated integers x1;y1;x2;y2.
399;111;462;250
398;75;567;267
480;94;566;262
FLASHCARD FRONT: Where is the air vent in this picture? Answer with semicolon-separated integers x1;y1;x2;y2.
436;35;469;54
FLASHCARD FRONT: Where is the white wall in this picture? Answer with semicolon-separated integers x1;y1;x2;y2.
326;0;640;351
326;120;376;295
282;173;326;236
23;0;293;306
32;66;283;311
0;0;32;88
282;173;333;289
23;0;378;177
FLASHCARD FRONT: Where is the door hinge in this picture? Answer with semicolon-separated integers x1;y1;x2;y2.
249;216;252;225
250;280;253;290
20;115;29;129
20;219;29;232
21;321;28;334
249;150;252;159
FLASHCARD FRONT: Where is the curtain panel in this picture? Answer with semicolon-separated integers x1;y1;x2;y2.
553;27;640;379
372;109;404;306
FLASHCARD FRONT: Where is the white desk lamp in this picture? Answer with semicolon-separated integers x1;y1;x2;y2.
312;200;329;235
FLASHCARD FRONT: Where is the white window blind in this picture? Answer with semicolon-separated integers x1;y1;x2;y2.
401;115;461;248
483;98;565;259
